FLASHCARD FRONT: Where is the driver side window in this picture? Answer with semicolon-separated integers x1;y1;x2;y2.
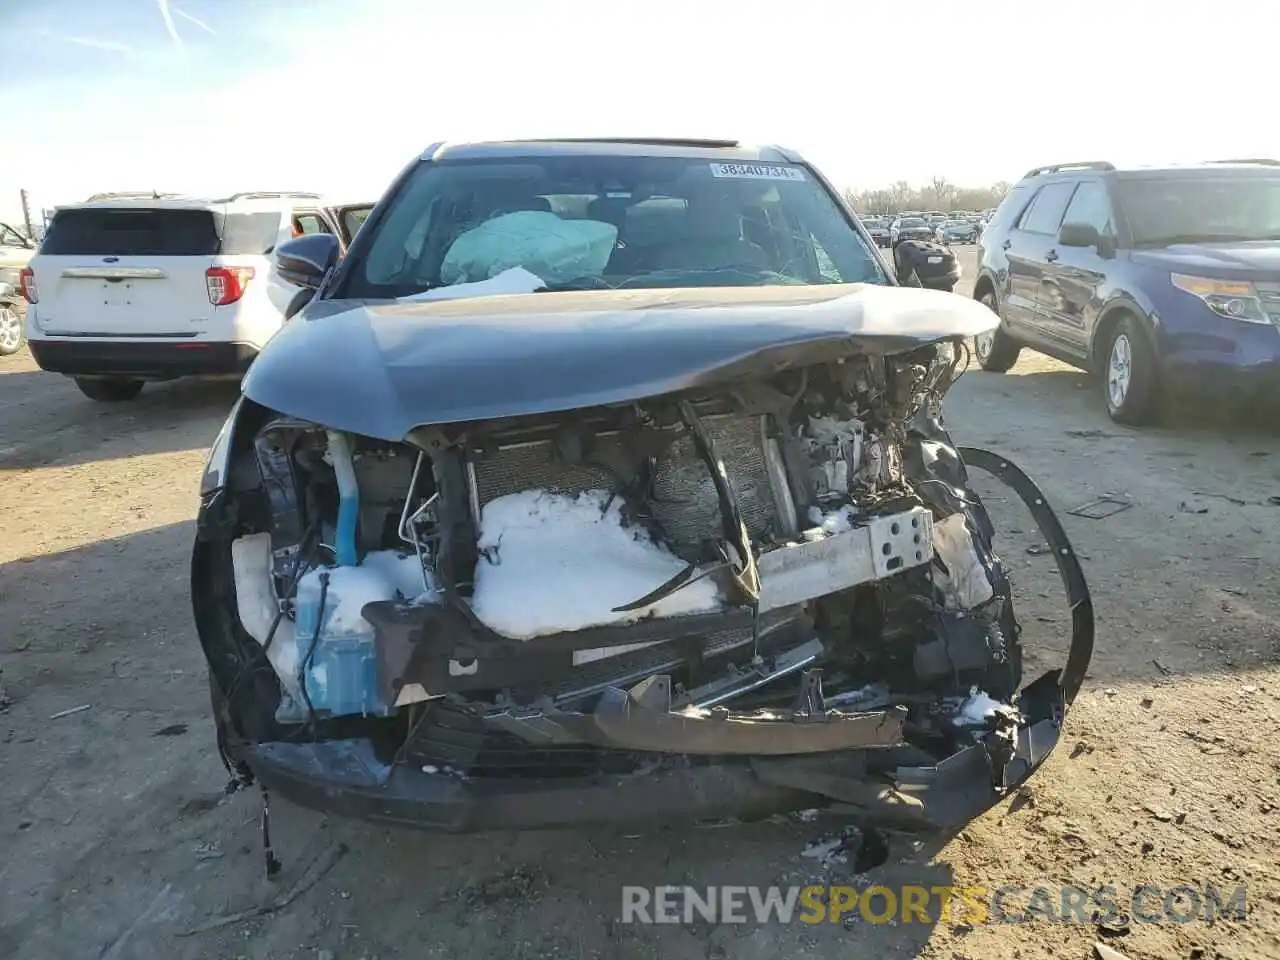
1061;181;1114;236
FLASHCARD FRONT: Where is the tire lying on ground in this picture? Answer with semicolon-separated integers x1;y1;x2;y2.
892;238;960;292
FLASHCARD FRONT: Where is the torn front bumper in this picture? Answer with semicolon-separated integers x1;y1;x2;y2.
241;669;1068;833
235;448;1093;832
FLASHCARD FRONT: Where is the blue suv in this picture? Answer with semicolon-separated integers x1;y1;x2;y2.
971;160;1280;424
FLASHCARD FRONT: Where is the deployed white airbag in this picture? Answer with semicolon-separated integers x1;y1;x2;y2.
440;211;618;286
399;266;547;302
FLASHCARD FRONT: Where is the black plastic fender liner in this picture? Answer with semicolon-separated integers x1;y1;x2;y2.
956;447;1094;705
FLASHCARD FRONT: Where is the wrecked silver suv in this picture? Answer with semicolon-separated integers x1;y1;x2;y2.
192;139;1092;838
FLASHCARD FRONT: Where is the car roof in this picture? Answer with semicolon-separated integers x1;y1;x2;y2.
1112;162;1280;180
1019;160;1280;184
54;198;220;212
54;193;327;214
425;138;804;164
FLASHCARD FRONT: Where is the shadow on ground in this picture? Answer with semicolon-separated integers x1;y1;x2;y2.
953;365;1280;688
970;364;1280;438
0;371;238;471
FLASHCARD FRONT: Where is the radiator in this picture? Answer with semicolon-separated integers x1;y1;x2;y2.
467;413;785;561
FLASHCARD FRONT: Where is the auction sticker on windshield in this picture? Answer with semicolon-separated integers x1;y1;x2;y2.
709;163;806;181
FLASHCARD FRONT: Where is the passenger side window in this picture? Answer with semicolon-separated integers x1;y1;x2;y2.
292;213;334;237
1060;181;1114;236
1016;182;1078;235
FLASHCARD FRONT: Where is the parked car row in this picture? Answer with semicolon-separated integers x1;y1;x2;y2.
860;215;891;246
934;218;980;245
972;158;1280;424
857;211;987;249
890;216;934;245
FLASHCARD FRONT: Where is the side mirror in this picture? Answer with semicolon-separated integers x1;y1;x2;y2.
275;233;339;289
1057;222;1100;248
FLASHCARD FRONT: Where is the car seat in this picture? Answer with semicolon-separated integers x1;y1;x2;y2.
662;194;771;272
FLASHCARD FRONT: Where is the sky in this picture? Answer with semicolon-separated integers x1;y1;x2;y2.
0;0;1273;226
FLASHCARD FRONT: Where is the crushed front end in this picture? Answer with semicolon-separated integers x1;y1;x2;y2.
192;336;1092;833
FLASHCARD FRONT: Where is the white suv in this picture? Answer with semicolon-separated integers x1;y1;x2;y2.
22;191;370;401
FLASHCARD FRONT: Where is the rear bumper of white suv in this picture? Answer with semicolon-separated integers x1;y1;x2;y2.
28;337;258;380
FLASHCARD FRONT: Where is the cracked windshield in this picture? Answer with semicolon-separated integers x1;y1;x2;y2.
353;156;886;296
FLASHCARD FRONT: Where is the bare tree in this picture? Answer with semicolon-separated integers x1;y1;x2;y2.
929;175;959;209
842;178;1010;215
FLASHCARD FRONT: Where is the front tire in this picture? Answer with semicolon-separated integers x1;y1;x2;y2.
74;377;145;402
1102;316;1159;424
973;291;1021;373
0;302;24;356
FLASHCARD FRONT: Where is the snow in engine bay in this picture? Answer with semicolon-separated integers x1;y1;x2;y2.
952;688;1010;726
807;505;857;535
471;489;722;640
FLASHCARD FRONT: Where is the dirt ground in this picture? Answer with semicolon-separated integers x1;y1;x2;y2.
3;249;1280;960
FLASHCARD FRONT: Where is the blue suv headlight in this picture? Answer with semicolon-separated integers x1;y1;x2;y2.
1170;273;1270;324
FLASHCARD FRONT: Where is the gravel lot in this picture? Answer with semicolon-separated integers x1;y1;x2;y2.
3;248;1279;960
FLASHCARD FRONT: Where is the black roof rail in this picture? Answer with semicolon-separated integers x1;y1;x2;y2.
1207;158;1280;166
1021;161;1116;179
522;137;741;148
215;191;323;203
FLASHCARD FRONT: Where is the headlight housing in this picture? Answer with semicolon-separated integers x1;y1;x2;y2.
1170;273;1270;324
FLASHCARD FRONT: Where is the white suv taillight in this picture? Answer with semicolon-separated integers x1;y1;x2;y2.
205;266;255;306
19;266;37;304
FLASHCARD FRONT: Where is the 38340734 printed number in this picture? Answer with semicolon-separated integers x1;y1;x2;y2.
708;163;807;181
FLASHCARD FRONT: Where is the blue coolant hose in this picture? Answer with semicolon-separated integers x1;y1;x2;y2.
326;430;360;567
